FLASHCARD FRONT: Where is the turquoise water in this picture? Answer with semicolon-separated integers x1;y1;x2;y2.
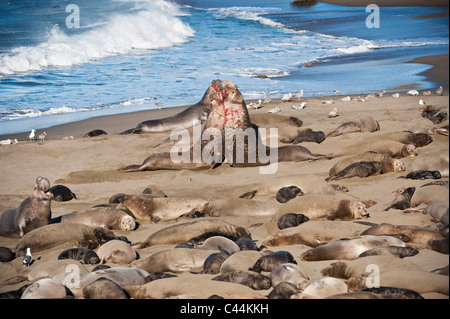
0;0;448;135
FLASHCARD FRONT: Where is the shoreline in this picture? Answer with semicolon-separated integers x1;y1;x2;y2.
1;53;447;142
317;0;449;7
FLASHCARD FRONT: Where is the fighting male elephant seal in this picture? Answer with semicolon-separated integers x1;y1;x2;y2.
0;176;53;238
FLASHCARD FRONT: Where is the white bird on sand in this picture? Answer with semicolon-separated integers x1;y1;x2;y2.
376;90;386;98
294;89;304;99
263;96;272;104
333;89;341;94
292;102;306;110
407;90;419;96
391;93;400;98
155;102;164;109
28;129;36;141
22;248;33;267
267;107;281;113
419;99;425;106
248;100;262;109
322;99;335;105
339;96;351;102
38;132;47;142
281;93;292;102
422;90;431;96
435;86;443;96
328;108;338;118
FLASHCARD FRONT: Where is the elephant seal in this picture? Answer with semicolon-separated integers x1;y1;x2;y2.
427;237;449;254
363;287;424;299
361;223;443;246
120;195;207;222
325;115;380;137
83;277;129;299
0;246;15;262
358;246;419;258
326;161;385;181
411;150;449;177
125;82;218;134
291;277;348;299
220;251;264;274
83;129;107;137
328;153;405;179
14;223;103;255
411;185;450;207
49;185;77;202
0;176;53;238
58;248;100;264
422;201;449;225
128;248;218;273
341;140;417;159
212;271;272;290
203;252;230;274
194;236;240;254
376;131;433;147
269;263;310;290
275;186;304;203
292;131;325;144
384;187;416;211
300;235;406;261
401;170;442;180
96;240;137;264
249;251;296;273
201;198;280;218
136;219;250;249
56;207;136;231
277;213;309;230
21;278;68;299
267;282;300;299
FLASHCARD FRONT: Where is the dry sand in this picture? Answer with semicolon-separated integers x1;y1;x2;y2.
0;81;448;299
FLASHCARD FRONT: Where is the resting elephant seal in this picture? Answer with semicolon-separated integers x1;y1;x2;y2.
291;277;348;299
277;213;310;230
426;237;449;254
56;207;136;231
358;246;419;258
384;187;416;211
361;223;444;246
326;115;380;138
268;282;300;299
275;186;304;203
269;263;310;290
57;248;100;264
128;248;218;273
21;278;68;299
136;219;250;249
49;185;77;202
300;235;406;261
0;176;53;238
120;194;207;223
422;201;449;225
249;251;296;273
411;185;449;207
212;271;272;290
401;170;442;180
200;198;281;217
411;150;449;177
328;153;405;179
83;277;129;299
375;131;432;147
203;252;230;274
124;82;217;134
326;161;385;181
96;240;137;264
340;140;417;159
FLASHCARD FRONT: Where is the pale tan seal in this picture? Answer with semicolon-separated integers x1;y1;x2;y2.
411;150;449;177
96;240;137;264
21;278;68;299
300;235;406;261
422;201;449;225
194;236;240;254
201;198;281;217
340;140;418;159
0;176;53;238
120;194;207;223
135;219;250;249
57;207;136;231
220;251;264;274
411;185;449;207
128;248;219;273
83;277;129;299
269;263;310;290
291;277;348;299
325;115;380;138
375;131;433;147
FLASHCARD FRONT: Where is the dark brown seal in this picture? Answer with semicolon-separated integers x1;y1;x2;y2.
249;251;296;273
277;213;309;230
326;161;385;182
58;248;100;264
212;270;272;290
384;187;416;211
49;185;77;202
0;176;53;238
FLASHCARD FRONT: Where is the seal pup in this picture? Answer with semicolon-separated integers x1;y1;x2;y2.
203;252;230;274
49;185;77;202
325;161;385;181
275;186;304;203
56;207;136;231
83;129;107;137
427;237;449;254
269;263;309;290
291;277;348;299
277;213;310;230
58;248;100;264
267;282;300;299
292;131;325;144
325;115;380;138
358;246;419;258
124;82;219;134
384;186;416;211
300;235;406;261
0;176;53;238
212;271;272;290
0;246;15;262
83;277;129;299
249;251;297;273
401;170;442;180
96;240;137;264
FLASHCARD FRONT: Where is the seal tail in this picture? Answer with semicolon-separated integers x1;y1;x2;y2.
121;165;143;172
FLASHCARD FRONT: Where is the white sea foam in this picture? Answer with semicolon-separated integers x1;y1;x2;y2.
0;0;194;75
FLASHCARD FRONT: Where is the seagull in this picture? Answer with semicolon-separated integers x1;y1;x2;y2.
155;102;164;109
376;90;386;98
281;93;292;102
267;107;281;113
422;90;431;96
22;248;33;267
328;108;338;118
391;93;400;98
435;86;443;96
248;100;262;109
28;129;36;141
292;102;306;110
263;96;272;104
419;99;425;106
407;90;419;96
293;89;304;100
333;89;341;94
322;99;335;105
38;132;47;142
339;96;351;102
366;93;376;98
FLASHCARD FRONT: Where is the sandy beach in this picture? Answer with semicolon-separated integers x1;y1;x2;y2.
0;73;448;300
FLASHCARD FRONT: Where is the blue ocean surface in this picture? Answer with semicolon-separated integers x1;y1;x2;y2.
0;0;448;135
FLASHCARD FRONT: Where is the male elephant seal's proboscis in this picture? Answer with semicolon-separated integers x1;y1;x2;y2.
0;176;53;238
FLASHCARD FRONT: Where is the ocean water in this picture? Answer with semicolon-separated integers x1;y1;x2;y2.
0;0;448;135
